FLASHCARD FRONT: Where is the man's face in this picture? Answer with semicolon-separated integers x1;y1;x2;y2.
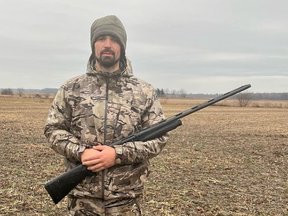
94;35;121;69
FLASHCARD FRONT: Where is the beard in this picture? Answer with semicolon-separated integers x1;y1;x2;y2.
95;50;120;68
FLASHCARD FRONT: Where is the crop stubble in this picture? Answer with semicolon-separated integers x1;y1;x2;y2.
0;96;287;215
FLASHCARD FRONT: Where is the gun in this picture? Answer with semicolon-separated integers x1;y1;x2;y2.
45;84;251;204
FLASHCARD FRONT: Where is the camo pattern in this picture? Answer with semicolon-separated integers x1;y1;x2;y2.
44;59;168;201
67;195;144;216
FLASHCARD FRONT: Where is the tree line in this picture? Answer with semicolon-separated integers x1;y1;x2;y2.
1;87;288;101
0;88;58;96
156;88;288;101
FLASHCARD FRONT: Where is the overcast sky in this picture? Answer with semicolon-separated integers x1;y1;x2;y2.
1;0;287;94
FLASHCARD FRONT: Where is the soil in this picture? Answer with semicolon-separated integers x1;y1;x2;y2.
0;96;288;216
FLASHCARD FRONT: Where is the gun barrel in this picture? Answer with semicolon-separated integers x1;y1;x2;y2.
171;84;251;120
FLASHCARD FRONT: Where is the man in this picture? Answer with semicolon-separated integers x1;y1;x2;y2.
44;15;169;216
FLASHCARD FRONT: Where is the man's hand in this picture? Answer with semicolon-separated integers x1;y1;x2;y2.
81;145;116;172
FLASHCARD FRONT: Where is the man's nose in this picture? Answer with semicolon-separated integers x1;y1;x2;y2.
104;38;112;47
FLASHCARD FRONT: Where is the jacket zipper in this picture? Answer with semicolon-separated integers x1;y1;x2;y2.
101;75;110;200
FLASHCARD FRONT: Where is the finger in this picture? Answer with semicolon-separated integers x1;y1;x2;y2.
83;159;100;166
81;149;101;162
87;163;105;172
93;146;105;151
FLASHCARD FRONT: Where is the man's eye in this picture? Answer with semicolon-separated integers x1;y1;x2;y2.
111;37;119;43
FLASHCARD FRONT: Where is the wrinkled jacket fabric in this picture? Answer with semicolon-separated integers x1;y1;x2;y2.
44;59;168;200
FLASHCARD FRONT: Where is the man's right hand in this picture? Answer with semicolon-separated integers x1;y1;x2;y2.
81;146;116;172
81;148;100;163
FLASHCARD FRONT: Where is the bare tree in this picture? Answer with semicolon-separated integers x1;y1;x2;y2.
236;92;252;107
164;88;170;95
1;88;13;95
170;89;177;98
179;89;187;98
17;88;25;97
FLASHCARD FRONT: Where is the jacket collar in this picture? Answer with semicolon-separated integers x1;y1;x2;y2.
86;57;133;78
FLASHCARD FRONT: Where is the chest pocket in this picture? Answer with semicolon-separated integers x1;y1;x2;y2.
104;101;143;144
69;94;105;145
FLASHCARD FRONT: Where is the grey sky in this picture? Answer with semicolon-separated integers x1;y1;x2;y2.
1;0;287;93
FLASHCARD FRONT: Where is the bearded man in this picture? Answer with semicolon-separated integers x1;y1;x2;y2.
44;15;168;216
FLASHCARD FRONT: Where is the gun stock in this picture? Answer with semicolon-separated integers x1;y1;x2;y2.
44;164;94;204
45;84;251;204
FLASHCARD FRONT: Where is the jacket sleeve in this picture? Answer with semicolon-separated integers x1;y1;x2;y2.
113;89;169;165
44;86;86;163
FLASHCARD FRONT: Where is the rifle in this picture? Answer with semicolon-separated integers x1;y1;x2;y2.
45;84;251;204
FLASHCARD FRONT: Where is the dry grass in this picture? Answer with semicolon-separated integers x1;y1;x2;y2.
0;95;288;215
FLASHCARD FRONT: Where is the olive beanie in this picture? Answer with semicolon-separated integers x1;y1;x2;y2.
90;15;127;51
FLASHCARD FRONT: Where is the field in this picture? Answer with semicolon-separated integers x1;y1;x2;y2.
0;95;288;216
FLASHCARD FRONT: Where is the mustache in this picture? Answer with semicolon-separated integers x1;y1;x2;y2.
100;49;115;55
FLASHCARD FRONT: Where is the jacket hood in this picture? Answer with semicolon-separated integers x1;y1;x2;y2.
86;57;133;78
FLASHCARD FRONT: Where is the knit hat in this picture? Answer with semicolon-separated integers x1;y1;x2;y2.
90;15;127;51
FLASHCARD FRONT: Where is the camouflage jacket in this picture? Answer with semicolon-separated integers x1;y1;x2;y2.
44;59;168;200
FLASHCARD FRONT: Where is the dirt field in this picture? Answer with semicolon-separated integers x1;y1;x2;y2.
0;95;288;216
